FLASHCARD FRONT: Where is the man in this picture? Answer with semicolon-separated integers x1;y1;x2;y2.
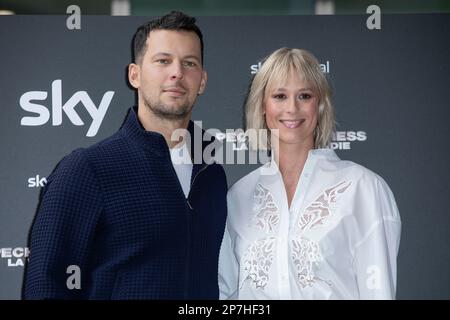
23;11;227;299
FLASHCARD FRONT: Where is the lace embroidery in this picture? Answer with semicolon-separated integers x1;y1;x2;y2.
240;185;279;290
292;180;352;288
242;181;352;291
253;184;279;234
298;181;352;232
291;238;323;288
242;237;276;290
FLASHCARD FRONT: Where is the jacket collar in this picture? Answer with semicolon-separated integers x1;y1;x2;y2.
121;106;169;158
120;106;216;171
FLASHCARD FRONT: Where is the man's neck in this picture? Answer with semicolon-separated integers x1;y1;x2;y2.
137;105;190;149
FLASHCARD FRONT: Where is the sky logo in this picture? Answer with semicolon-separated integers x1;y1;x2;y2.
28;175;47;188
20;79;115;137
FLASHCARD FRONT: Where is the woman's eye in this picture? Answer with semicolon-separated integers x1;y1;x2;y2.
273;94;286;100
299;93;312;100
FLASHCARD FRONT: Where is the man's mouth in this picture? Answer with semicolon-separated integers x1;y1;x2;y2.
163;87;186;96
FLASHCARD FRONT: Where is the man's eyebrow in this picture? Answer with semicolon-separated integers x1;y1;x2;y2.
183;55;201;62
151;52;201;62
151;52;172;59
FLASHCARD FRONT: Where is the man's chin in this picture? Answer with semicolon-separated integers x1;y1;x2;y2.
152;106;191;120
143;99;193;119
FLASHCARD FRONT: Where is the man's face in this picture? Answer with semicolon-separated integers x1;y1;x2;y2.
129;29;207;120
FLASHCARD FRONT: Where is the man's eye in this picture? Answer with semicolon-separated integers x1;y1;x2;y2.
299;93;312;100
156;59;169;64
183;61;196;67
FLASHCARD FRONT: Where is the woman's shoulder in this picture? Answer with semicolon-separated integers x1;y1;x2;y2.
226;166;263;216
319;156;400;223
322;155;386;185
310;149;382;182
341;160;390;188
317;154;397;200
228;165;262;197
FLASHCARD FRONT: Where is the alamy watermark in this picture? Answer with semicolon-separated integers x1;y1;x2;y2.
171;122;279;175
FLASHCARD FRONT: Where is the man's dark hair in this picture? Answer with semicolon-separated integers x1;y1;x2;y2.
132;11;204;65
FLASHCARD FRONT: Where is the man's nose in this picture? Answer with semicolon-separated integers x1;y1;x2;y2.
170;61;184;80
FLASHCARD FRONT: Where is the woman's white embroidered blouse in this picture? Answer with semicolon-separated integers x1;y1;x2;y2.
219;149;401;299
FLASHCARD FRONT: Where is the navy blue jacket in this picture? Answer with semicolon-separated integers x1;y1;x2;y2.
23;107;228;299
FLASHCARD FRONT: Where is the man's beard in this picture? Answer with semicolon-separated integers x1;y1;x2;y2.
143;97;192;120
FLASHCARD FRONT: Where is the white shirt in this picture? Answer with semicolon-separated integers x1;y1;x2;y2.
169;141;193;198
219;149;401;300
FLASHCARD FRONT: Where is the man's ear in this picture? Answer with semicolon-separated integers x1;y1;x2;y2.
198;70;207;95
128;63;140;89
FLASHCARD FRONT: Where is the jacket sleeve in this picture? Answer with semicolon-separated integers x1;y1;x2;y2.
218;222;239;300
23;150;103;299
353;177;401;299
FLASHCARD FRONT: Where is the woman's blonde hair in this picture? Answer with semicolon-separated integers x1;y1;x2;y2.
245;48;335;150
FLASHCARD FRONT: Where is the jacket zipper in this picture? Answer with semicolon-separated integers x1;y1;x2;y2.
184;163;210;298
186;164;210;210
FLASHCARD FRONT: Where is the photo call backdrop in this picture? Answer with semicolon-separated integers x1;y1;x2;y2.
0;13;449;299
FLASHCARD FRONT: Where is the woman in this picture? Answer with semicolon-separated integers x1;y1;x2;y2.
218;48;401;299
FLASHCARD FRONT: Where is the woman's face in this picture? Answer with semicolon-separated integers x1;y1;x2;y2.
264;71;319;149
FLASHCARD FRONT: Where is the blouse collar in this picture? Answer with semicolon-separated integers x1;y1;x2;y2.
256;148;341;211
259;148;340;177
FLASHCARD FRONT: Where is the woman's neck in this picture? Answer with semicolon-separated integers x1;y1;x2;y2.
273;141;314;208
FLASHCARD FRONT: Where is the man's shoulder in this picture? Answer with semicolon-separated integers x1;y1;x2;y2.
82;129;128;157
50;130;128;176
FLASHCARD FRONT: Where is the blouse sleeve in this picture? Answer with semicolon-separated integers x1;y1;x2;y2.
353;177;401;299
218;222;239;300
